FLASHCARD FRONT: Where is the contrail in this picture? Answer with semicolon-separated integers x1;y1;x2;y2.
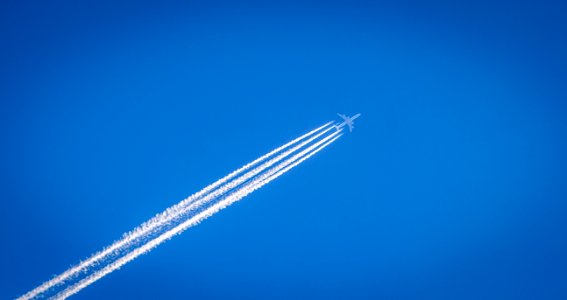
18;122;337;300
152;125;337;229
52;130;343;299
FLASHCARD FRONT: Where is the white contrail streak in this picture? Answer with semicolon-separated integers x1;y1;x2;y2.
18;122;334;300
52;131;342;300
155;125;337;227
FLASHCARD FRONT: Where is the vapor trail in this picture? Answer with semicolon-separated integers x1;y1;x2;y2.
18;122;334;300
53;130;342;300
156;125;337;227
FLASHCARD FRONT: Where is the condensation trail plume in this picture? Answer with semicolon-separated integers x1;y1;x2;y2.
159;125;337;227
52;131;343;300
18;122;334;300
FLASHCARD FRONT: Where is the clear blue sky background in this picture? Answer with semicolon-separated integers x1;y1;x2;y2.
1;1;566;299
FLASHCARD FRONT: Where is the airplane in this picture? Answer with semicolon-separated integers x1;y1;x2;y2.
336;113;361;132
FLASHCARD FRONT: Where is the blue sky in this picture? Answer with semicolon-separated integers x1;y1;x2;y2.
1;1;566;299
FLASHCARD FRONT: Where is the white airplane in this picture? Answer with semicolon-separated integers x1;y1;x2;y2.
336;113;361;132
